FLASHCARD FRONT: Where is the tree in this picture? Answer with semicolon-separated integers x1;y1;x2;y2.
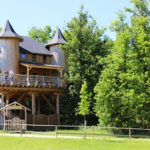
28;25;52;44
78;81;91;125
60;6;112;125
95;0;150;128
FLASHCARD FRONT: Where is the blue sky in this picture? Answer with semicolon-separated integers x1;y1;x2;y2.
0;0;132;39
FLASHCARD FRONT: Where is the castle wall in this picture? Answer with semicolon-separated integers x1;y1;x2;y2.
0;39;19;73
49;45;67;72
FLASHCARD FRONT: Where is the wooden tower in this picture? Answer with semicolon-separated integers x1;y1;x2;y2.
0;21;67;129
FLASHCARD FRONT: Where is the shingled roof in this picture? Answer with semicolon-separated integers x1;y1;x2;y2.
19;36;52;55
46;28;67;47
0;20;23;42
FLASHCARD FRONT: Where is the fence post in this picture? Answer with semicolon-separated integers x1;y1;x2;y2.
83;121;87;139
92;126;94;139
55;125;58;138
129;128;131;138
20;122;22;137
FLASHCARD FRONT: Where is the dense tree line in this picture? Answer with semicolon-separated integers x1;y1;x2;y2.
95;0;150;128
29;0;150;128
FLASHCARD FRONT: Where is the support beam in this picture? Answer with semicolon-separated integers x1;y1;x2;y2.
32;93;36;115
56;94;60;125
26;66;32;86
25;109;27;130
4;108;5;131
1;93;4;128
17;94;25;103
6;95;9;106
41;94;56;113
38;98;40;114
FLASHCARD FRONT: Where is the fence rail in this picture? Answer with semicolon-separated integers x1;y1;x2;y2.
0;123;150;139
0;74;62;87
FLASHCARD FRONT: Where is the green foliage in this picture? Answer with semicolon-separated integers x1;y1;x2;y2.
95;0;150;128
61;6;112;125
28;25;52;44
78;81;91;116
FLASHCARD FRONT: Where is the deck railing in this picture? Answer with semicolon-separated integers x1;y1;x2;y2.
0;74;62;87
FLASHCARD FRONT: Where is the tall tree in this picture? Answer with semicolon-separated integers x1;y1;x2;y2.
60;6;112;125
78;81;91;125
28;25;52;44
95;0;150;128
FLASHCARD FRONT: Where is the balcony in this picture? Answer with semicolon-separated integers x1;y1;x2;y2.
0;74;62;88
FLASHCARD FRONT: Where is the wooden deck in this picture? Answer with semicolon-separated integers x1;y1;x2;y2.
0;74;62;88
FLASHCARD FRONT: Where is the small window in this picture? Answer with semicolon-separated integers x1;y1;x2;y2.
43;55;47;63
32;54;36;61
21;53;26;60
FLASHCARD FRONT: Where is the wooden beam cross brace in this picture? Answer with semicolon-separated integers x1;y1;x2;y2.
17;94;26;103
41;94;56;113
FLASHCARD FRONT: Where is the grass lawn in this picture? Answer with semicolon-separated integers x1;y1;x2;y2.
0;136;150;150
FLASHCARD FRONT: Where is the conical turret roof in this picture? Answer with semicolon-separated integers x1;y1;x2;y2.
46;28;66;47
0;20;23;42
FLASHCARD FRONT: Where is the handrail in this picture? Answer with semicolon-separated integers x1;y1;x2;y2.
0;74;62;87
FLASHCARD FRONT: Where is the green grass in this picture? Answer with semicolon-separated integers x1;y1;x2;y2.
0;136;150;150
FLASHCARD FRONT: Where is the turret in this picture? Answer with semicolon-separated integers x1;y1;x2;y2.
45;28;67;71
0;20;23;74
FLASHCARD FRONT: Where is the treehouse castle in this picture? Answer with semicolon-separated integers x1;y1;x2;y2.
0;20;67;129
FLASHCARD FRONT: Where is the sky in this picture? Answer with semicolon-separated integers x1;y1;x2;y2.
0;0;133;40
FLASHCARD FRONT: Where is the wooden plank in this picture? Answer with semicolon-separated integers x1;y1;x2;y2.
17;94;25;103
20;63;63;69
7;106;22;110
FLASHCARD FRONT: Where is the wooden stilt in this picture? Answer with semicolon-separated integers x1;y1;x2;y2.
32;93;36;115
4;108;5;131
6;95;9;105
32;93;36;125
1;93;4;129
25;109;27;130
56;94;60;125
38;98;40;114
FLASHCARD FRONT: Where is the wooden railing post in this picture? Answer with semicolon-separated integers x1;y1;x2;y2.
55;125;58;138
83;121;87;139
21;121;23;137
129;128;131;138
92;126;94;139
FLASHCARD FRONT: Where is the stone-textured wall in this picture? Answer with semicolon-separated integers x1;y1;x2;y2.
0;39;19;73
49;45;67;70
